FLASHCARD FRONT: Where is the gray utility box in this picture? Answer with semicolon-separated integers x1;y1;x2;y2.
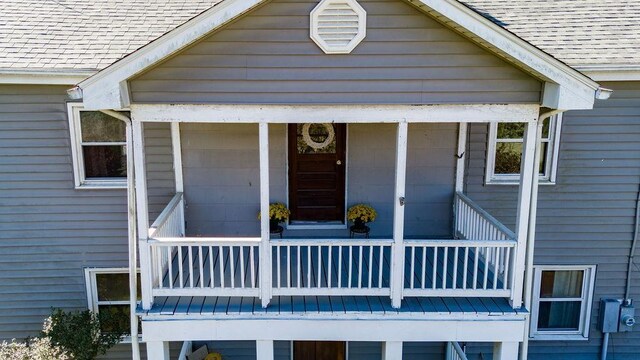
599;299;621;333
599;299;636;333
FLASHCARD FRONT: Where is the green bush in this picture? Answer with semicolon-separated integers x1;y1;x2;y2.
44;309;128;360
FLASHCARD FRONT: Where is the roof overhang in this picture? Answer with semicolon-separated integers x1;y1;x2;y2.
0;69;94;85
78;0;601;111
577;65;640;82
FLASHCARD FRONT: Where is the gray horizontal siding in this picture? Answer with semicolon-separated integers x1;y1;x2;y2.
0;85;174;343
464;81;640;359
130;0;541;105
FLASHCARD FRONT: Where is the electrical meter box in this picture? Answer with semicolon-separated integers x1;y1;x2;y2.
619;303;636;332
599;299;621;333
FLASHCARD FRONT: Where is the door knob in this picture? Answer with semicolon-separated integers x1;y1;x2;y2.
336;160;342;165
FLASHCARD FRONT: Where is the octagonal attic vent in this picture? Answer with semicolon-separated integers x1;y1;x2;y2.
310;0;367;54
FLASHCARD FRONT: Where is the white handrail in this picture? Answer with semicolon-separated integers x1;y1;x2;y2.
455;192;516;240
446;342;468;360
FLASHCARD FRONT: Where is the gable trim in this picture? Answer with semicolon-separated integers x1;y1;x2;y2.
78;0;599;111
78;0;267;109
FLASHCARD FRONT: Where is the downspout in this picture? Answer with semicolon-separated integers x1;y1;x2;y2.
520;109;564;360
100;110;141;360
624;183;640;303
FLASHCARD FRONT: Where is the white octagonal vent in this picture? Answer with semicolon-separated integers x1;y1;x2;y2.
310;0;367;54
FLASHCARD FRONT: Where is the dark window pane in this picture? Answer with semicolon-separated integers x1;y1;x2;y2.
497;123;525;139
539;142;549;175
83;145;126;178
97;273;141;301
537;301;582;330
542;118;551;139
80;111;126;142
296;123;337;154
494;142;522;174
540;270;583;298
98;305;141;335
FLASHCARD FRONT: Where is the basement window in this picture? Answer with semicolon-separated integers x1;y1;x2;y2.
486;114;562;185
530;265;596;341
85;268;141;340
67;103;127;189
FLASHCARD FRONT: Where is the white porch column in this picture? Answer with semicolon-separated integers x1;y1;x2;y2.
258;122;272;308
256;340;274;360
132;119;153;310
146;341;170;360
493;342;519;360
455;123;468;193
391;121;408;309
382;341;403;360
171;122;186;237
511;121;538;308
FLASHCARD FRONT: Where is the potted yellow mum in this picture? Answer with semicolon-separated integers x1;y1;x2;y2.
258;203;291;232
347;204;377;231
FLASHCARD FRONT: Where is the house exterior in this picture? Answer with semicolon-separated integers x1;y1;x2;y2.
0;1;638;359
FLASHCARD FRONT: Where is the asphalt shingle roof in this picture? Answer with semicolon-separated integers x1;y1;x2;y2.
0;0;219;71
0;0;638;72
461;0;640;67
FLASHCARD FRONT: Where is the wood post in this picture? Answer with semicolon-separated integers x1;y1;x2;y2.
171;122;185;237
256;340;274;360
132;119;153;310
511;121;538;308
455;123;468;193
258;122;272;308
382;341;403;360
146;341;170;360
391;122;408;308
493;342;519;360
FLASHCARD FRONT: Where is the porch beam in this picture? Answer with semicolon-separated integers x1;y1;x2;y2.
131;104;539;124
391;121;408;308
132;119;153;309
511;121;538;308
258;122;272;308
382;341;403;360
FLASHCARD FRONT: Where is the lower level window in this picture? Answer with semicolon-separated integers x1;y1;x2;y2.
530;265;596;340
85;268;141;338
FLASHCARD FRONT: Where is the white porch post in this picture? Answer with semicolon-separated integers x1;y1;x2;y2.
382;341;403;360
391;121;408;309
132;119;153;310
171;122;186;237
455;123;468;193
146;341;170;360
259;122;272;308
256;340;274;360
493;342;519;360
511;121;538;308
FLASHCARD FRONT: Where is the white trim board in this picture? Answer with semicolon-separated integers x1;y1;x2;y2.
131;104;540;124
77;0;598;111
142;316;527;343
0;69;93;85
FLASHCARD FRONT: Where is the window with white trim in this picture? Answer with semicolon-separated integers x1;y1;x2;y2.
486;114;562;184
67;103;127;189
530;265;596;340
85;268;141;338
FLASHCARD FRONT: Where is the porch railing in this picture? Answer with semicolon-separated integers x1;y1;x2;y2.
446;342;468;360
143;191;519;304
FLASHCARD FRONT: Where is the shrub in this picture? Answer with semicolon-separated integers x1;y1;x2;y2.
0;337;70;360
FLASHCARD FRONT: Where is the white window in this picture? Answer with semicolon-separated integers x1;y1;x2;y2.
85;268;141;339
530;265;596;341
486;114;562;184
67;103;127;189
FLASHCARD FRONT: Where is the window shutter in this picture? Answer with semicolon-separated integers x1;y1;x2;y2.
310;0;367;54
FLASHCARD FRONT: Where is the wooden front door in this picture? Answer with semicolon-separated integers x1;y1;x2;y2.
288;123;346;222
293;341;346;360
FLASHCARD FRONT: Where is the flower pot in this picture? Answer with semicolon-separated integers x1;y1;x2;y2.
270;219;281;232
353;218;367;231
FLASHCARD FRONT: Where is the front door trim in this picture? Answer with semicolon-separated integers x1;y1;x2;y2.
285;124;348;229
